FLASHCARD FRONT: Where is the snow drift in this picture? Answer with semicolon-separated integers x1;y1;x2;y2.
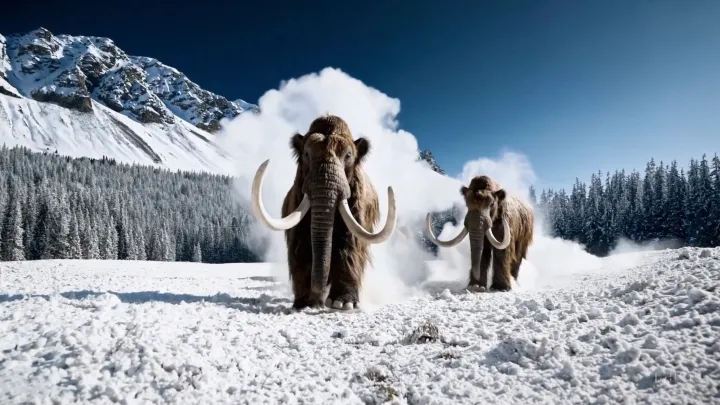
216;67;615;310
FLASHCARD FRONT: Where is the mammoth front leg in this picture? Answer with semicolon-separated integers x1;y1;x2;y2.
511;245;527;281
490;248;513;292
287;229;324;310
289;263;322;309
326;241;363;310
468;237;493;292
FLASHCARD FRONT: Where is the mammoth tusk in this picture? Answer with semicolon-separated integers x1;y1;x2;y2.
423;213;468;247
485;217;511;250
338;186;397;244
251;159;311;231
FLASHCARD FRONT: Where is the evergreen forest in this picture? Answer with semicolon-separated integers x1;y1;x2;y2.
533;154;720;256
0;146;258;263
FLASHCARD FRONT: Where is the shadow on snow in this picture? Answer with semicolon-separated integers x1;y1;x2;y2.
0;290;293;314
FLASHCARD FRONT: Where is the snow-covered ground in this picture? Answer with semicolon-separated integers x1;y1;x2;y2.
1;247;719;404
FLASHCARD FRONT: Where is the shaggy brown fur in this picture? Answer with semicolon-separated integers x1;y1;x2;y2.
461;175;534;291
281;115;381;309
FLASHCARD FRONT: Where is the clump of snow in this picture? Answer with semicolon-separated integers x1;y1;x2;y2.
1;247;718;403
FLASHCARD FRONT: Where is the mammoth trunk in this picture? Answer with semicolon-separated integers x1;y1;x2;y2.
309;165;345;296
466;211;486;281
310;194;336;295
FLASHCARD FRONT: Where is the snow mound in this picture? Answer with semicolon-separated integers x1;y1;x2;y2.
1;247;718;404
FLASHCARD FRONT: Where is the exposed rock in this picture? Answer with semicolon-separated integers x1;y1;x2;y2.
0;85;20;98
30;67;93;112
0;34;9;81
419;149;445;174
93;64;174;124
133;56;252;131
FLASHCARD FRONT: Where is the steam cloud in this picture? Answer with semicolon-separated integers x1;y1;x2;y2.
216;67;606;310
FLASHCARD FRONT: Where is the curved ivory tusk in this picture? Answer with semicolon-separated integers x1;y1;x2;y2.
485;217;511;250
423;213;468;247
251;159;311;231
338;186;397;244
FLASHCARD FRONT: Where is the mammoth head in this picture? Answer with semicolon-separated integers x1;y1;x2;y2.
460;178;506;215
250;115;397;295
423;175;511;250
290;129;370;199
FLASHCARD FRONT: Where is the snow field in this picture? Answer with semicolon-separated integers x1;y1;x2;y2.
1;247;719;404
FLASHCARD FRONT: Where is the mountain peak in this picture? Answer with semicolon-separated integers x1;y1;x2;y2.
25;27;53;40
418;149;445;175
0;28;259;132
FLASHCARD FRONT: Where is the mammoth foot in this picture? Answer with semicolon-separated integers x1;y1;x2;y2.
467;284;487;293
325;297;358;311
326;284;360;311
489;283;512;292
324;288;360;311
292;296;325;310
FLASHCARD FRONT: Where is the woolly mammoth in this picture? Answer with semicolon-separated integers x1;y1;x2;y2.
424;175;534;292
250;115;397;310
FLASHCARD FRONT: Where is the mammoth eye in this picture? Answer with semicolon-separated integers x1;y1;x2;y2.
345;150;352;161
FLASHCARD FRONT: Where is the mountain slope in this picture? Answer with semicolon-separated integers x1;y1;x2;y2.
0;28;259;174
0;90;236;174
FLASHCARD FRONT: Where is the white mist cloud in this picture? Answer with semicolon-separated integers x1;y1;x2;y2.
215;67;604;309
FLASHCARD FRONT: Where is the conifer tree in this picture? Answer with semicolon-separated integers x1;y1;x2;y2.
1;191;25;261
68;211;83;259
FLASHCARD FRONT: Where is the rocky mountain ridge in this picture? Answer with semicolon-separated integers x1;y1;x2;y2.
0;27;258;132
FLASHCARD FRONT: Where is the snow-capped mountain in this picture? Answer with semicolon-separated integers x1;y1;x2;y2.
1;27;258;131
0;27;259;174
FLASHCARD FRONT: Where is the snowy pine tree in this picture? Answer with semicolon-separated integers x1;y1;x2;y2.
1;189;25;261
536;152;719;256
191;242;202;263
68;212;83;259
43;193;71;260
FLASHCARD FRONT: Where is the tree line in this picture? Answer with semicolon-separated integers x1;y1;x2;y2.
0;145;259;263
2;145;716;263
532;154;720;256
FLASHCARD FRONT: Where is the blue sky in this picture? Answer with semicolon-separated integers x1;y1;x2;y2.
3;0;719;191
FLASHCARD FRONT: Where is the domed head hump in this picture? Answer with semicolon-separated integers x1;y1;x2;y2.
460;175;506;212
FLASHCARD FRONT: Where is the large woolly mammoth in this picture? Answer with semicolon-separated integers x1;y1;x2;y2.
250;115;397;310
424;175;534;291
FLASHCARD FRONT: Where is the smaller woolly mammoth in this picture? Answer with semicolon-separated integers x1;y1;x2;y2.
250;114;397;310
424;175;534;292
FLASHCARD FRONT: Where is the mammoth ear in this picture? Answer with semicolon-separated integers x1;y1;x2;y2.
493;189;507;201
460;186;468;196
290;133;304;162
354;137;371;164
